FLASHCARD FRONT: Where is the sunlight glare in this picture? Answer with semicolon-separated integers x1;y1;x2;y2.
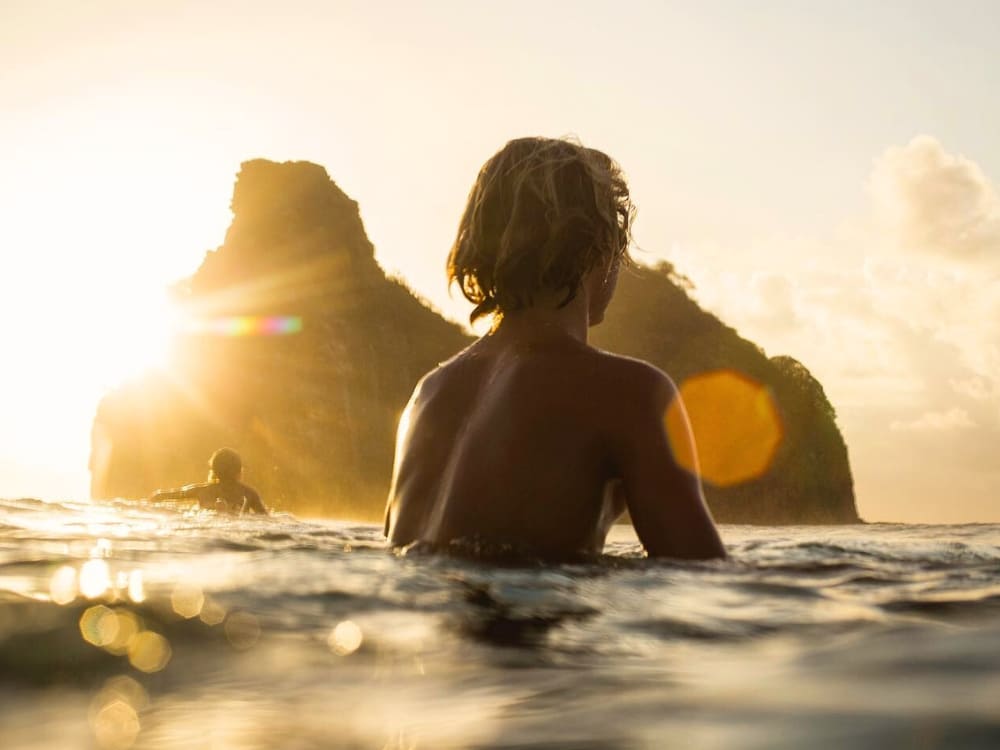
89;288;180;388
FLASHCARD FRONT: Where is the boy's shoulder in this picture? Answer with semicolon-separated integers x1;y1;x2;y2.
408;351;470;402
587;347;677;398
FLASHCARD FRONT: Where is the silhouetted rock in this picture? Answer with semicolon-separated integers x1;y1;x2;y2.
91;161;857;524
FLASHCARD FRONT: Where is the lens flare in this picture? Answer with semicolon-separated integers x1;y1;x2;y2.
185;315;303;336
665;369;783;488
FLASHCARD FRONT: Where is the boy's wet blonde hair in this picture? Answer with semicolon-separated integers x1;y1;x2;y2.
448;137;634;324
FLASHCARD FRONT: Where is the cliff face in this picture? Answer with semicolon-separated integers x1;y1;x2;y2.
92;160;857;523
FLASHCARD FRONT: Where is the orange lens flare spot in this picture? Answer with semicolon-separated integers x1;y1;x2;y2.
666;369;783;488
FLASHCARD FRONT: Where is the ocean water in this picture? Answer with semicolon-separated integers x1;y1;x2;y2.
1;498;998;749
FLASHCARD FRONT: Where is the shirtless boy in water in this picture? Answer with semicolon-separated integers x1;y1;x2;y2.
384;137;725;560
150;448;267;515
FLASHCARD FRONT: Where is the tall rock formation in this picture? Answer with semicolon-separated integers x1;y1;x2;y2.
91;160;858;523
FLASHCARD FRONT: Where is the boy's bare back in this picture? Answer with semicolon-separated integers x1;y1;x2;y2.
386;326;724;559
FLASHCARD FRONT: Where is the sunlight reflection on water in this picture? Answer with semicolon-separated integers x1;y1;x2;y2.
79;559;112;598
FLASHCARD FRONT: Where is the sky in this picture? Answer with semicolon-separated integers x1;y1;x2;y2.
1;0;998;522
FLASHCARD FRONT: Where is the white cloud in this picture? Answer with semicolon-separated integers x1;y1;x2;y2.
747;271;798;329
890;407;976;432
869;135;1000;262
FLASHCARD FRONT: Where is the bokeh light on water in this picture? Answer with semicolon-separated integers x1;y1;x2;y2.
128;631;172;673
224;611;261;650
79;605;119;648
104;610;141;656
49;565;77;604
89;675;148;750
170;583;205;619
328;620;363;655
50;561;146;606
79;605;142;655
79;559;112;598
199;596;227;626
127;571;145;603
78;605;171;672
666;369;783;487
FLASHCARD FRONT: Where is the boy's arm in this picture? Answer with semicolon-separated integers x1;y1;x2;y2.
612;365;726;560
384;391;418;539
384;372;438;544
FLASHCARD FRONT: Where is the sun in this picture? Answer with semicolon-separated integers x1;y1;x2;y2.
88;287;180;389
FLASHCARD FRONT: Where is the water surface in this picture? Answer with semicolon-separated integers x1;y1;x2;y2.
1;497;998;748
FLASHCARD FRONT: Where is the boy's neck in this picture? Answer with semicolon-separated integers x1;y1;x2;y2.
492;290;590;344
